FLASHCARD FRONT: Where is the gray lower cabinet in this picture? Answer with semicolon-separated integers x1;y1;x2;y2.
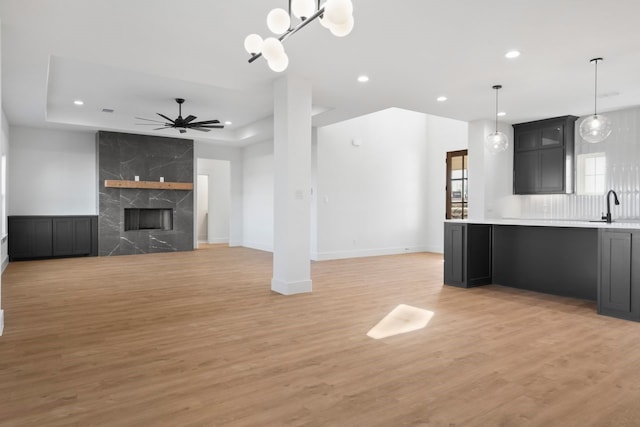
8;218;53;259
598;229;640;321
443;222;492;287
52;217;93;256
9;216;98;261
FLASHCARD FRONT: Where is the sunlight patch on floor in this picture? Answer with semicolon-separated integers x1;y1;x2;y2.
366;304;434;340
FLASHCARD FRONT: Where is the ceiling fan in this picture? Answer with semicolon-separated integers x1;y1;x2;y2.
136;98;224;133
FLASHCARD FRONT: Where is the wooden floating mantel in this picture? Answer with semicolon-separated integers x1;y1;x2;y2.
104;180;194;190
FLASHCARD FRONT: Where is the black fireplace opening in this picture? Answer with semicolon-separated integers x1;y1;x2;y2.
124;208;173;231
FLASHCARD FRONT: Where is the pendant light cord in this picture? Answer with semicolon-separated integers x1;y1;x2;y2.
495;88;499;132
491;85;503;132
593;59;599;116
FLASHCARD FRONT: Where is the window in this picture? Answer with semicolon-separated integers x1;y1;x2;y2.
577;153;606;195
446;150;468;219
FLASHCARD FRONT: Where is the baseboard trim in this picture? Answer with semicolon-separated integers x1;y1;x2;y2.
242;242;274;253
271;278;312;295
1;255;8;273
0;310;4;336
208;237;229;244
314;245;434;261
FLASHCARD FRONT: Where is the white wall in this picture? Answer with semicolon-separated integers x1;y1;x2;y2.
0;21;5;334
242;140;274;252
1;114;8;272
197;158;230;244
468;119;516;220
316;107;467;259
8;126;96;215
194;142;243;246
425;114;470;253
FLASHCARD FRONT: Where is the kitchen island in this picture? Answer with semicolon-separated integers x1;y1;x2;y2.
444;219;640;321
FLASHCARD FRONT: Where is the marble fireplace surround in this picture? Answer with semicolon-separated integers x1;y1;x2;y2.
97;131;194;256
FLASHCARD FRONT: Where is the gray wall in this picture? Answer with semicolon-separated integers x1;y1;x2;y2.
97;131;194;256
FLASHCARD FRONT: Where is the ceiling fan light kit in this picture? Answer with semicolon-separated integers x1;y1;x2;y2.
135;98;224;134
579;57;613;143
244;0;354;72
485;85;509;154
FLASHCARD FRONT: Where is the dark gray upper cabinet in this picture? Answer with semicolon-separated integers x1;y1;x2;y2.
513;115;578;195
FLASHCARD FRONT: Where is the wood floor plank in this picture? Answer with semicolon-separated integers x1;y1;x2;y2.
1;246;640;426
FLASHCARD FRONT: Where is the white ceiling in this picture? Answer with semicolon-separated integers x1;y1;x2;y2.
1;0;640;146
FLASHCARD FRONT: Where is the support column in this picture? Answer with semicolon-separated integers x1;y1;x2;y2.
271;75;313;295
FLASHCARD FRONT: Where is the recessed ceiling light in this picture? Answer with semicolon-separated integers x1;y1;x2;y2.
497;111;506;117
357;75;369;83
225;121;232;126
505;50;521;59
73;100;84;106
437;96;448;102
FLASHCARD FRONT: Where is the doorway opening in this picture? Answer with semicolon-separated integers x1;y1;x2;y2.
446;150;468;219
196;159;231;247
197;174;209;243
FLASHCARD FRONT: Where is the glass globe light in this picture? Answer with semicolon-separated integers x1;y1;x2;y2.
329;15;354;37
291;0;315;19
261;37;285;62
325;0;353;26
579;114;612;143
244;34;263;55
268;53;289;73
318;2;331;28
485;131;509;154
267;8;290;35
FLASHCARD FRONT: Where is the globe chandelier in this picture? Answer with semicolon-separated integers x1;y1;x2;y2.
244;0;355;72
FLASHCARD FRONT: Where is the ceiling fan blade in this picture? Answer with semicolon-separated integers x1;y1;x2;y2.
189;119;220;125
153;126;171;130
183;115;197;124
136;117;166;124
190;127;211;132
157;113;176;123
196;125;224;129
135;123;163;126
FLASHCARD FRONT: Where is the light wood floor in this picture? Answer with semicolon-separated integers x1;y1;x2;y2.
1;246;640;426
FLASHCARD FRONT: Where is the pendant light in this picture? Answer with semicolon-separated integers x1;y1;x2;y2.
579;57;612;143
485;85;508;154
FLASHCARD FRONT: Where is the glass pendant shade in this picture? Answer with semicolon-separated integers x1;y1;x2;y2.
268;53;289;73
328;15;354;37
261;37;285;62
267;8;290;35
579;58;612;143
485;131;509;154
325;0;353;25
244;34;263;54
485;84;508;153
292;0;315;19
580;114;612;143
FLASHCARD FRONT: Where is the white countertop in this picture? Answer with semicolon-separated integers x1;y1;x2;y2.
445;218;640;229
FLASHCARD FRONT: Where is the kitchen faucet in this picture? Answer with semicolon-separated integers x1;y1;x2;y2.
602;189;620;223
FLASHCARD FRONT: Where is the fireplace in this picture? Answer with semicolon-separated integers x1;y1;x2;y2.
98;131;193;256
124;208;173;231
